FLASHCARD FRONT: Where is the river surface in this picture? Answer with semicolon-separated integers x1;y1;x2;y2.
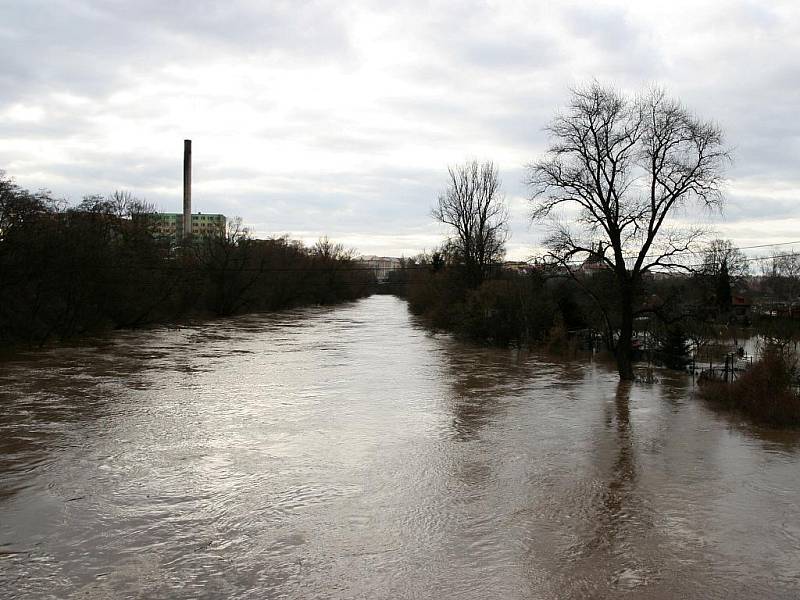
1;295;799;599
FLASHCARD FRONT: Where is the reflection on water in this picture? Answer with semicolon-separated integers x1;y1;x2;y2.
1;296;799;599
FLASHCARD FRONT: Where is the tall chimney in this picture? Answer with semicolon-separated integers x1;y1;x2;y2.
183;139;192;239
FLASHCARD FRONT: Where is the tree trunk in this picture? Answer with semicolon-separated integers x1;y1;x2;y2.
616;284;635;381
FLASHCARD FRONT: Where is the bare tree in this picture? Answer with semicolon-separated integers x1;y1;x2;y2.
527;83;729;380
312;236;353;261
761;249;800;301
763;249;800;280
698;239;749;313
432;160;508;287
0;171;61;240
701;239;749;279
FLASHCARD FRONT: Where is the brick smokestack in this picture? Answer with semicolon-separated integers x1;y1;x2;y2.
183;139;192;239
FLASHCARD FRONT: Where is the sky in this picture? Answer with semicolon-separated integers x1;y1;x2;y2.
1;0;799;260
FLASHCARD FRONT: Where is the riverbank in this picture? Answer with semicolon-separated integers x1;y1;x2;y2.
388;263;800;428
1;175;374;351
0;282;373;355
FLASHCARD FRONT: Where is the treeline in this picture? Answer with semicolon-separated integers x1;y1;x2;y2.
0;173;372;347
389;254;567;349
389;245;800;358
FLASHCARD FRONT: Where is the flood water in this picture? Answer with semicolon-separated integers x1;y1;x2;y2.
1;295;799;599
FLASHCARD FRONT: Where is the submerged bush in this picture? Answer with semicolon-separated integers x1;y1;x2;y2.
405;264;557;347
699;348;800;427
545;314;579;357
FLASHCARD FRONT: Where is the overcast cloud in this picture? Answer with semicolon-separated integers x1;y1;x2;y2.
1;0;799;258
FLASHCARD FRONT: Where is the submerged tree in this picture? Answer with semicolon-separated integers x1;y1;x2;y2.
527;83;729;380
433;160;508;288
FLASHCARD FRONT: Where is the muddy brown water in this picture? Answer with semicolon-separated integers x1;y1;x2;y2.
1;295;799;599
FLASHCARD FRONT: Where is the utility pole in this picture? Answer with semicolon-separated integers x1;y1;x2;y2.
183;139;192;239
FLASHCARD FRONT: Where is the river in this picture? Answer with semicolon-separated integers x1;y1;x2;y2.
1;295;798;599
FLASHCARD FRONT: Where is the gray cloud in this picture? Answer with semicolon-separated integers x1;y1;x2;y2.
1;0;799;258
0;0;352;103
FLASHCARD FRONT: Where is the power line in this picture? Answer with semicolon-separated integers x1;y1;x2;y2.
549;252;800;270
529;239;800;266
736;240;800;251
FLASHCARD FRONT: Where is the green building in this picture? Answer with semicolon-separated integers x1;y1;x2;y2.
150;213;226;243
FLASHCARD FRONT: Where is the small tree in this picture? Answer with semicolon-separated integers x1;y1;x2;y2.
655;323;691;370
528;83;729;380
432;160;508;288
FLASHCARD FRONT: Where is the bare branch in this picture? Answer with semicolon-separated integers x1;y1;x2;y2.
432;160;507;286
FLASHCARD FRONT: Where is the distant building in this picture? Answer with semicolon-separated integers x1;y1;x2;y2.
358;255;402;282
148;213;226;243
578;242;609;276
502;261;535;275
731;295;752;320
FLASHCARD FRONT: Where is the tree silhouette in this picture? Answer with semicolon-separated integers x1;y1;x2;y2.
528;83;729;380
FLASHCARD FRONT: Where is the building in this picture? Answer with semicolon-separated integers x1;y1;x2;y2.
149;213;226;243
358;255;402;282
502;260;535;275
578;242;609;276
731;294;753;321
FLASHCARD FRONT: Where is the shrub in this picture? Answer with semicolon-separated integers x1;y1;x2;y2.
699;348;800;427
